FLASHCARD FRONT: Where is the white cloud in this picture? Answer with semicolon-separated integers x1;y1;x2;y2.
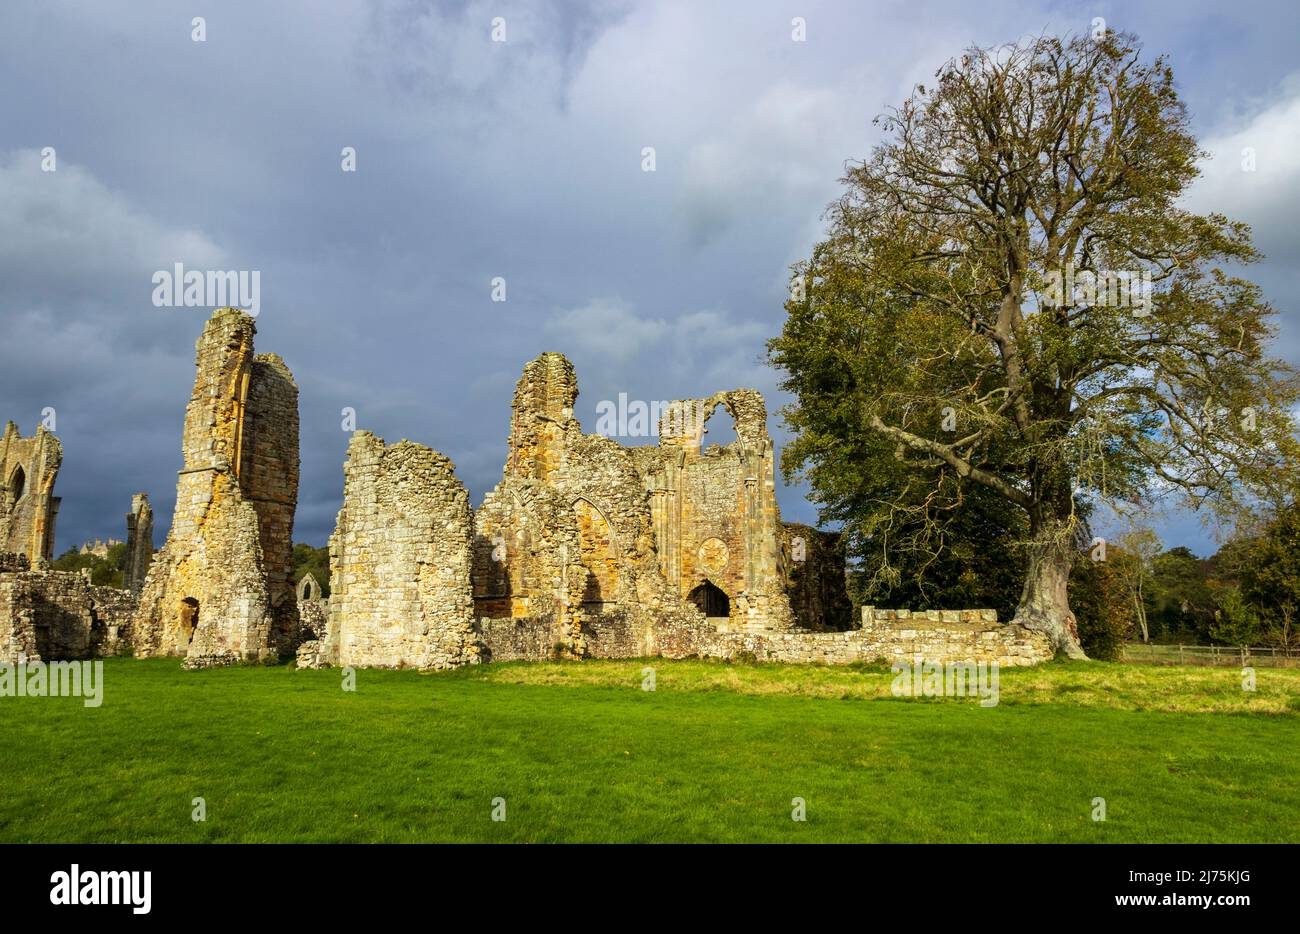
545;297;670;360
1186;74;1300;264
676;81;872;247
0;148;226;306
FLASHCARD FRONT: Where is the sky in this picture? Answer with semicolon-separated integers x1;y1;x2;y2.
2;0;1298;559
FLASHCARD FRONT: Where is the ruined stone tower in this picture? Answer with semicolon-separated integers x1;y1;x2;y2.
0;421;62;566
132;308;300;665
122;493;153;595
641;390;794;630
473;353;711;657
324;431;478;669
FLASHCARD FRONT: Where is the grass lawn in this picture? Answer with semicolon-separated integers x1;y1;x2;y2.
2;657;1297;843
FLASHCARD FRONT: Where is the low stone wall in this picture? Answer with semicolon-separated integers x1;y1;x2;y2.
692;621;1051;667
474;604;1053;668
0;568;136;662
477;616;566;662
861;606;998;626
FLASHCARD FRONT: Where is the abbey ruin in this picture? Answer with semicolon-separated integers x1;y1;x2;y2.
1;308;1052;669
132;308;300;667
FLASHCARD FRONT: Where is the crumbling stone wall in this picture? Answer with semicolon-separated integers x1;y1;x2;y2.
637;391;794;631
132;308;300;666
477;355;794;635
0;422;62;566
293;573;330;668
473;353;704;657
480;604;1052;668
122;493;154;595
323;431;478;669
1;556;135;663
473;479;589;651
242;352;300;648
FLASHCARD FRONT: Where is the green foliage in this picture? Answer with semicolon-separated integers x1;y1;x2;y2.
291;543;330;597
1069;555;1133;660
1144;547;1215;642
50;544;124;588
1233;502;1300;649
1209;586;1263;646
768;30;1300;655
848;489;1026;622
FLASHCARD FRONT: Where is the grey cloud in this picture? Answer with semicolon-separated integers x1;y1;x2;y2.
2;0;1298;558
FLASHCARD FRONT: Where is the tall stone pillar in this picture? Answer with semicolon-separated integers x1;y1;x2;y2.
122;493;153;595
132;308;300;666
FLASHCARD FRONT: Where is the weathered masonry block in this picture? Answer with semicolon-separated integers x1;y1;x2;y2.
637;390;795;631
132;308;300;666
0;422;62;567
0;553;135;663
122;493;154;595
473;353;709;658
323;431;478;669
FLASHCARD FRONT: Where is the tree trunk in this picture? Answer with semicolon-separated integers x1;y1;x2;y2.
1134;589;1149;643
1013;538;1089;659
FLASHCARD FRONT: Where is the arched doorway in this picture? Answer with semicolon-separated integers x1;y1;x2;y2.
689;580;730;619
180;598;200;645
574;498;619;609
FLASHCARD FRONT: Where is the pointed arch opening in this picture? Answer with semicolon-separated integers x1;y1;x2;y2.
574;497;620;609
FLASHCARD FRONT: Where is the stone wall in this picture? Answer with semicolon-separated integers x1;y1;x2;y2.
132;308;300;666
242;352;300;649
639;392;794;631
323;432;479;669
0;421;62;566
293;587;329;668
477;604;1052;668
473;353;706;657
476;616;567;662
0;563;135;663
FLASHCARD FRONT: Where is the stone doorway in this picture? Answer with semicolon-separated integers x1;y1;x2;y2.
689;580;730;619
180;597;199;645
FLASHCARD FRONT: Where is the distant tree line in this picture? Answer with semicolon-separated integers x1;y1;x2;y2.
53;541;333;600
51;543;127;588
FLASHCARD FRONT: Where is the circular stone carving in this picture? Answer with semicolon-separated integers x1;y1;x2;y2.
698;538;729;571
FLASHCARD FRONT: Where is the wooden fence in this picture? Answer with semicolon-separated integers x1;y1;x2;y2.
1122;642;1300;668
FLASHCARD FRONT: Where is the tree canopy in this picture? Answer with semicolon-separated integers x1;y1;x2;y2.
770;31;1300;657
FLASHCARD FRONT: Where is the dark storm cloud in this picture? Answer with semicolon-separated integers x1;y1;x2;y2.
2;0;1298;560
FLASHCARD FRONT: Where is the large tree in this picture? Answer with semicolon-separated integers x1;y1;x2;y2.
770;32;1299;657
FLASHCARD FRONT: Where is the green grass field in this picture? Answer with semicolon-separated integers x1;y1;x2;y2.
2;657;1297;843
